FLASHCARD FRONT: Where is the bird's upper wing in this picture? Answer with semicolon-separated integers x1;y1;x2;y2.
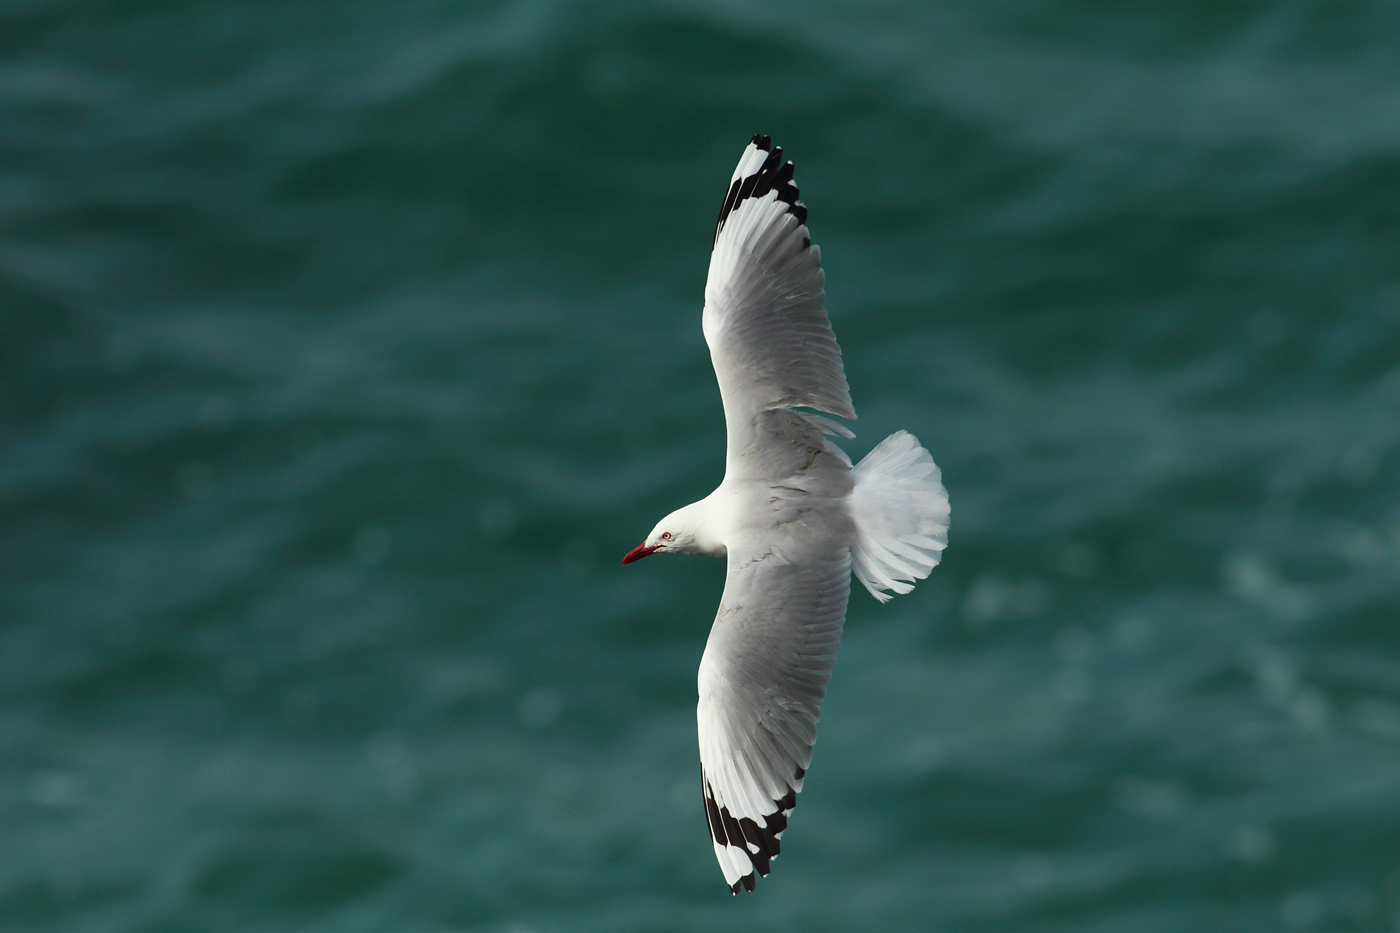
703;136;856;482
697;532;851;893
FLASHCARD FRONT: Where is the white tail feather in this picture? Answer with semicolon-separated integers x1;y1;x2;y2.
849;431;950;602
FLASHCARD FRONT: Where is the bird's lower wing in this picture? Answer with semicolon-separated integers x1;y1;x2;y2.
703;136;856;481
696;536;851;893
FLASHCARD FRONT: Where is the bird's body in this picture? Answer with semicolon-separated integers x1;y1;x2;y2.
624;135;949;893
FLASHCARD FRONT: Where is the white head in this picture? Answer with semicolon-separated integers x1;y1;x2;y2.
622;500;718;564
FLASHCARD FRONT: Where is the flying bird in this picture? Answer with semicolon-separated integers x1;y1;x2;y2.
622;135;950;893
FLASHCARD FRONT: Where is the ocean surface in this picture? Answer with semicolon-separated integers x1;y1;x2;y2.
5;1;1400;930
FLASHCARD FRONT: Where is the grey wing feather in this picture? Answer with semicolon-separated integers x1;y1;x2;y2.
696;536;851;893
703;138;856;481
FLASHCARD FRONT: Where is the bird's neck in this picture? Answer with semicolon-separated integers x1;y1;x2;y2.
678;494;729;558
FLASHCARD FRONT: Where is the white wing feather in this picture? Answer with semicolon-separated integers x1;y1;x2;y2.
702;136;855;481
697;536;850;893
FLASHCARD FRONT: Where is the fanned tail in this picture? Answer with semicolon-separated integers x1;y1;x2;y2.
849;431;950;602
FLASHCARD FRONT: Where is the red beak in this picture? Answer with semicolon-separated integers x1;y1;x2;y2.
622;543;661;565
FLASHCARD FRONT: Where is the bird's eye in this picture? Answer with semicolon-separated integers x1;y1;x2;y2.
661;532;672;540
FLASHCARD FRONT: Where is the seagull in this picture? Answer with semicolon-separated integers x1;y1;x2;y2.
622;135;950;894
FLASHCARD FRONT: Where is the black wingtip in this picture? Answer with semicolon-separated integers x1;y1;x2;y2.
704;772;803;895
714;137;811;247
778;785;798;812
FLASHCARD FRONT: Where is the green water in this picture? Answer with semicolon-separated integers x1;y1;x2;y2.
5;1;1400;930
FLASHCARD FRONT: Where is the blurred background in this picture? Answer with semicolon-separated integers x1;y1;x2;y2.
4;1;1400;930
